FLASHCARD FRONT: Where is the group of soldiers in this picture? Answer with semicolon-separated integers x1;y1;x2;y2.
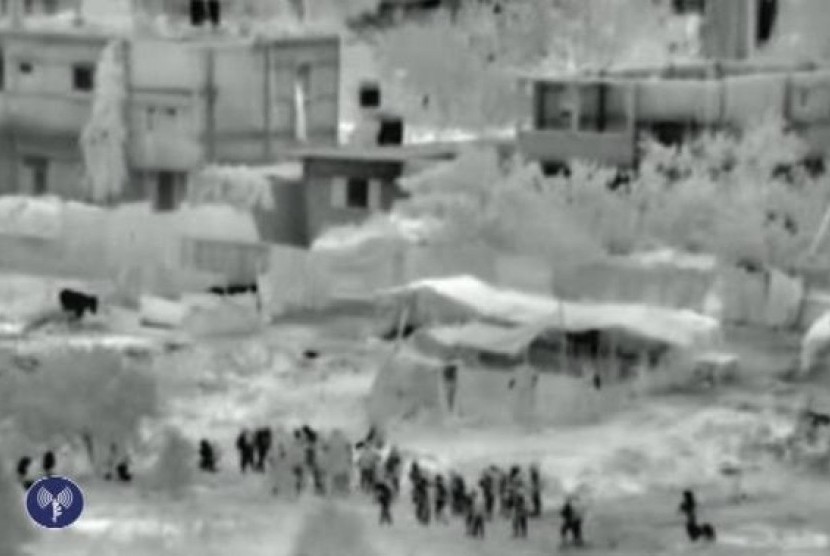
198;423;591;546
359;442;587;547
15;442;132;491
197;423;355;498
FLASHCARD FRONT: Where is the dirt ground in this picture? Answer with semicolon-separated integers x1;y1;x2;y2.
7;307;828;556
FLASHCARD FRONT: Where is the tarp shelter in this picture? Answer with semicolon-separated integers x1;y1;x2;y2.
800;311;830;377
720;265;804;329
380;275;723;352
367;345;450;425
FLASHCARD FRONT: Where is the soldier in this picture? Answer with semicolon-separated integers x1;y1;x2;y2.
385;446;403;494
115;453;133;483
376;479;394;525
253;427;272;472
443;362;459;413
498;470;511;517
414;476;431;525
358;445;379;493
286;432;306;495
42;451;56;476
434;474;448;523
479;468;495;520
512;487;529;538
312;440;328;495
198;439;217;473
529;464;542;518
236;429;255;473
450;472;467;515
327;429;352;496
409;461;423;493
17;456;33;490
469;490;486;538
560;496;585;547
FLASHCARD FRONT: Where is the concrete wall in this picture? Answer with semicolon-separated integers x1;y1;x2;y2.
253;178;307;246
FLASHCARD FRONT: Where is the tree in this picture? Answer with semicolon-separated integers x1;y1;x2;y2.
0;462;35;556
633;115;830;270
396;145;605;263
0;348;159;470
80;40;128;205
374;0;679;128
187;165;275;212
142;427;195;500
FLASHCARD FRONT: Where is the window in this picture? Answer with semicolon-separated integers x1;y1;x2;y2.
0;50;5;90
22;156;48;196
331;177;381;210
146;105;183;134
18;61;33;75
72;64;95;92
345;178;369;209
23;0;33;15
359;82;381;109
153;171;186;212
756;0;778;46
671;0;705;14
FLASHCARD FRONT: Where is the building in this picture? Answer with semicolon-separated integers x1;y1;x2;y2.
0;19;340;209
516;0;830;170
0;0;75;18
290;143;460;244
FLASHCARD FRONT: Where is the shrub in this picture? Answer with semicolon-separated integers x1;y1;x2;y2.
0;348;159;470
0;461;36;555
142;427;195;500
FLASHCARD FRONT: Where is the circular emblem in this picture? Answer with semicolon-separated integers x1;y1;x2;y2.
25;476;85;529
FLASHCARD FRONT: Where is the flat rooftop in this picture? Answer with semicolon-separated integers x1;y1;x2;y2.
0;17;340;47
286;143;465;163
518;58;830;84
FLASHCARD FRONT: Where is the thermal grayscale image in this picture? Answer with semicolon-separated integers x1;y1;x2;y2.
0;0;829;555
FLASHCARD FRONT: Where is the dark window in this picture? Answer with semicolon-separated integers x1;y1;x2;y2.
18;61;33;75
72;64;95;92
23;0;33;15
359;82;381;108
22;156;48;196
672;0;705;14
154;171;185;212
756;0;778;45
43;0;59;13
0;50;4;90
345;178;369;209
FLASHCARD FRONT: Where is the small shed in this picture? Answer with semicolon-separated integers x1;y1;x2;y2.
289;143;460;244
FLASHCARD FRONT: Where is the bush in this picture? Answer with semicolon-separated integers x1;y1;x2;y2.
142;427;195;500
374;0;678;128
0;462;36;555
0;348;159;470
290;504;377;556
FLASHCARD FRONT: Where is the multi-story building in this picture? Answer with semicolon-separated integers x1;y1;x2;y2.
517;0;830;171
0;9;340;210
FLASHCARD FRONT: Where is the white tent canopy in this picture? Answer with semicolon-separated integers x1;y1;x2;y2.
382;275;723;352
